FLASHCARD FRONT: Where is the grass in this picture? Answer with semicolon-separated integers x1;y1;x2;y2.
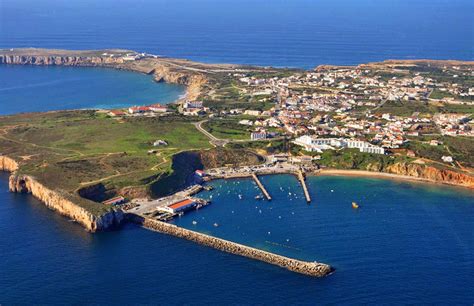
202;119;250;140
0;111;211;215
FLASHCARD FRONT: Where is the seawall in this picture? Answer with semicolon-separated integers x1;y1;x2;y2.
127;213;333;277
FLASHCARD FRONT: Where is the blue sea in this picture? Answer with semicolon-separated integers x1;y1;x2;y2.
0;65;184;115
1;0;473;68
1;0;474;304
1;173;473;304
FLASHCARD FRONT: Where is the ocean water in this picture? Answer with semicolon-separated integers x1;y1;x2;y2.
1;0;474;303
0;65;184;115
1;172;473;304
1;0;473;68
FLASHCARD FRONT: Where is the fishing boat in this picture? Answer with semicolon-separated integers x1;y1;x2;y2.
352;202;359;209
255;195;263;200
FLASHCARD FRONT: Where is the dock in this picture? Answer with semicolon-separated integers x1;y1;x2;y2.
297;170;311;203
252;173;272;201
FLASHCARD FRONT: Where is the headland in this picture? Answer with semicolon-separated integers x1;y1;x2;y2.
1;48;473;276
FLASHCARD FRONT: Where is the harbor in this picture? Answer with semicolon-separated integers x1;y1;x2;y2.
126;160;318;221
127;213;333;277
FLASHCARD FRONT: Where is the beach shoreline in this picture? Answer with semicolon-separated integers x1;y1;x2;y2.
317;168;474;189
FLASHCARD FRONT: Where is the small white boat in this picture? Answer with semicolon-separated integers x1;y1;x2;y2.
238;194;243;200
192;220;197;225
213;223;219;227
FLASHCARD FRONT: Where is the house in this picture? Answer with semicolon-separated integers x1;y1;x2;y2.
153;140;168;146
244;110;262;116
148;103;168;112
108;110;126;117
251;131;267;140
102;196;126;206
184;101;203;109
441;156;453;163
129;106;150;114
360;146;385;155
161;199;196;214
195;170;207;177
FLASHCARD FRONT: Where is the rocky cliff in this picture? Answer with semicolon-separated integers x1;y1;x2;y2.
0;155;19;172
9;174;123;231
0;54;126;66
1;154;124;232
385;163;474;188
0;53;207;101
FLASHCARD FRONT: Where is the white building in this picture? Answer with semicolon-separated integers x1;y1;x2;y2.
360;146;385;154
294;135;384;154
251;131;267;140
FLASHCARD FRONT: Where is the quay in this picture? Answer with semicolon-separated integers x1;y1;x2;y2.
206;162;316;203
127;213;333;277
251;173;272;201
297;170;311;203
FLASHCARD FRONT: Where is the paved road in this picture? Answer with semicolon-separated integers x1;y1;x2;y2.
193;120;229;147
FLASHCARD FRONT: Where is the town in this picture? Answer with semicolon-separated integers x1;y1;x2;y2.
106;61;473;169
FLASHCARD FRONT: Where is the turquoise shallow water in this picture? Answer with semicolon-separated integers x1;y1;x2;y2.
0;65;184;115
1;172;473;304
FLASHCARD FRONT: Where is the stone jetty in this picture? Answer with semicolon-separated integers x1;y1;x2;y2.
252;173;272;200
127;213;333;277
297;170;312;203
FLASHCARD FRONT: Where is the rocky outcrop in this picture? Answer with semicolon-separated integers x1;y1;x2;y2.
0;155;19;172
0;55;126;66
128;214;333;277
8;174;123;232
385;163;474;188
0;53;207;101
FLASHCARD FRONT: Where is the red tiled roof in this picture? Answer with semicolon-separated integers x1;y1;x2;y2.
168;199;194;210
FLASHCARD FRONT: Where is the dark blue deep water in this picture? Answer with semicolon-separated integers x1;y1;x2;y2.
1;0;473;68
1;173;473;304
1;0;474;303
0;65;184;115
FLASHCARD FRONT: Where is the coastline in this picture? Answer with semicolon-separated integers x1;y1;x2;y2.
317;168;474;189
1;48;473;232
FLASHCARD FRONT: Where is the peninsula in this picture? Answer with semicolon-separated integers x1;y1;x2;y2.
1;48;473;276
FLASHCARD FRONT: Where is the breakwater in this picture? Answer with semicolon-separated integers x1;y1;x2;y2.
127;213;333;277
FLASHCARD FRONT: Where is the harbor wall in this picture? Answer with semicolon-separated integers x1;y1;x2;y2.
127;213;333;277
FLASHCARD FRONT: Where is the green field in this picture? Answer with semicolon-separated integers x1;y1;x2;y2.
0;111;211;215
202;119;250;140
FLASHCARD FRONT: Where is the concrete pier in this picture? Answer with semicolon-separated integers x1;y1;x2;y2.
252;173;272;201
127;213;333;277
297;170;311;203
